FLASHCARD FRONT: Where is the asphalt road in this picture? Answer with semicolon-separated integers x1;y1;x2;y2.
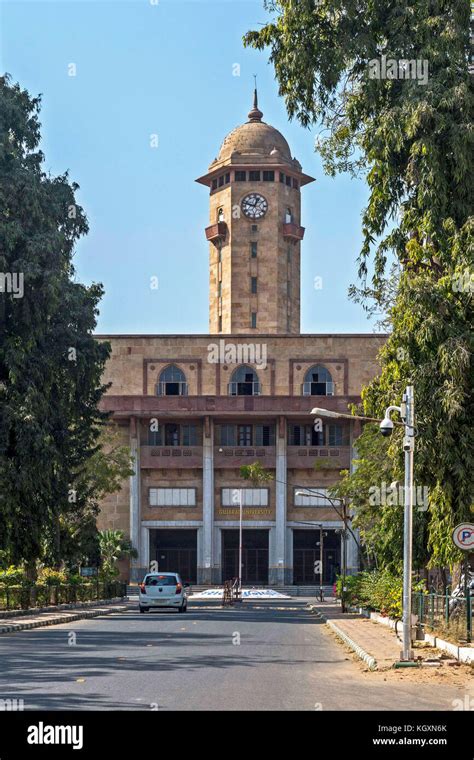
0;599;468;710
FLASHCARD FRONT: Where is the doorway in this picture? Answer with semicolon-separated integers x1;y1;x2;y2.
293;529;340;585
222;529;269;585
150;529;197;584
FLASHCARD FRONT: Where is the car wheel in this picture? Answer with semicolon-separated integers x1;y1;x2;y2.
139;606;149;613
178;603;186;613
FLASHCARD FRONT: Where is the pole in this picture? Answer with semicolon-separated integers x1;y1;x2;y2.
238;488;243;599
320;525;324;602
401;385;414;660
465;556;471;644
341;502;347;613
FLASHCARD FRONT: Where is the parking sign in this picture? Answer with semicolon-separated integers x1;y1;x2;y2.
451;523;474;551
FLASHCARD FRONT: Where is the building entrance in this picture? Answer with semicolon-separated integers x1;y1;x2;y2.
222;529;269;585
150;529;197;584
293;529;340;585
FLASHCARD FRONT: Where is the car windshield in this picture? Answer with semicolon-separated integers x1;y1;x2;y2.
145;575;177;586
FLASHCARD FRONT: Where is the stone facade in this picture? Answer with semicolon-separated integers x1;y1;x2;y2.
96;93;385;586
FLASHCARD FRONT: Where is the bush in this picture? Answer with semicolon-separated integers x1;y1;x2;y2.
337;570;426;619
0;566;27;586
37;568;68;586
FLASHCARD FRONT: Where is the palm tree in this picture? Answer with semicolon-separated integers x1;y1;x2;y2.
98;530;137;577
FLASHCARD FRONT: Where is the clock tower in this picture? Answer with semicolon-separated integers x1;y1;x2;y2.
196;90;315;335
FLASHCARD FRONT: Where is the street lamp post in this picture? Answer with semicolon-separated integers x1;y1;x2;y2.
311;384;416;662
238;487;243;600
295;489;349;607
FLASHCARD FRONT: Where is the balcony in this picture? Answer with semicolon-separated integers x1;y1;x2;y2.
205;222;227;244
287;445;350;469
228;381;261;396
282;222;305;241
214;446;276;469
302;381;334;396
140;445;203;469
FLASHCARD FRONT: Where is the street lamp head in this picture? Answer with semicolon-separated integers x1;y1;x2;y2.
310;407;340;418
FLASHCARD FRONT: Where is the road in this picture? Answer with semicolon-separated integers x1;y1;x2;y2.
0;599;469;710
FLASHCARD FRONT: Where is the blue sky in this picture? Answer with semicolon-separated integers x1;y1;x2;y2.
1;0;380;335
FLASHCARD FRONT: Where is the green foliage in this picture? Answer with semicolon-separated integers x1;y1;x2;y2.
0;565;26;586
98;530;137;578
331;424;429;571
37;567;68;586
0;75;127;569
245;1;474;569
337;570;426;619
239;462;274;484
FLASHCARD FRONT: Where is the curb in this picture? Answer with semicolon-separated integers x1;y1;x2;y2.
0;603;129;634
309;605;378;671
0;596;127;619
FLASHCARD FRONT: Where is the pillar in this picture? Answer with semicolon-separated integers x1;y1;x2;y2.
270;415;287;586
200;415;214;584
129;417;143;582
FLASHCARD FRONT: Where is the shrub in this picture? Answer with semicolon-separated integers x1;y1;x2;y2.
0;566;27;586
37;568;68;586
337;570;426;619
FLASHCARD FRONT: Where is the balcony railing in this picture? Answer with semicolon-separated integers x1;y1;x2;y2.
302;381;334;396
156;381;188;396
205;222;227;244
228;382;261;396
282;222;305;241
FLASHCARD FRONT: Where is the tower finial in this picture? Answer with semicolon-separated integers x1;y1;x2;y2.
248;75;263;122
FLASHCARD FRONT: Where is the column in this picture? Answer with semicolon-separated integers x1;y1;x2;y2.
347;418;361;574
270;415;287;586
200;415;214;584
129;417;142;582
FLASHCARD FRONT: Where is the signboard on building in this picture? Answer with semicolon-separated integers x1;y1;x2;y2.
80;567;98;577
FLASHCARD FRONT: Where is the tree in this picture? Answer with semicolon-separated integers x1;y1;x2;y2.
0;75;111;574
245;1;473;568
98;530;137;578
239;461;274;486
59;424;134;568
330;423;429;572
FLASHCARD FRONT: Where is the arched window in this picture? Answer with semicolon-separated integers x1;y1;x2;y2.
156;365;188;396
302;365;334;396
217;207;225;222
285;207;293;224
228;365;260;396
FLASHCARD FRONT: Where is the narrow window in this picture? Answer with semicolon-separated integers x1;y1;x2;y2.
279;172;285;183
249;170;261;181
225;172;230;184
211;179;217;190
250;241;258;258
251;224;258;233
251;312;257;328
285;175;291;187
263;170;274;181
251;276;257;294
218;175;224;187
292;178;299;189
237;425;252;446
218;315;222;332
235;171;246;182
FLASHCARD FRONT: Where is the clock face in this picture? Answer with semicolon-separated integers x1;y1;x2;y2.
241;193;268;219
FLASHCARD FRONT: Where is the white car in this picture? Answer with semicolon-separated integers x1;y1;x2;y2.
138;572;189;613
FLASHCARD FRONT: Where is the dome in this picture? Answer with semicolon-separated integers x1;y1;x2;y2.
216;90;292;163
